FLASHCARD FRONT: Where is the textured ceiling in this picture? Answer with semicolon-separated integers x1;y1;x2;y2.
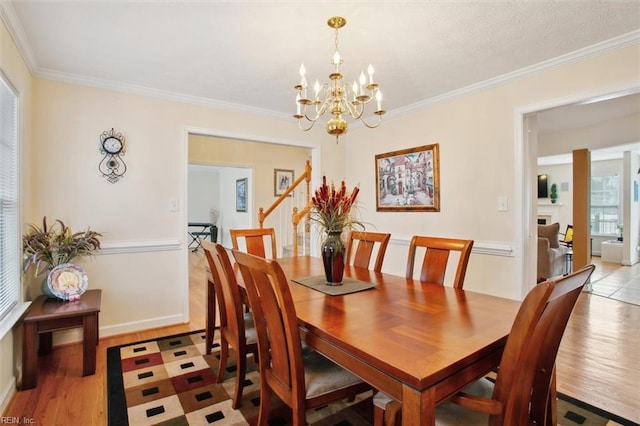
3;1;639;120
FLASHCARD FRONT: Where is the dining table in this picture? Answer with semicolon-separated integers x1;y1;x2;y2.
240;255;521;425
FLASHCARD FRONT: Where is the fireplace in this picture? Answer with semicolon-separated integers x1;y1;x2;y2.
538;215;552;225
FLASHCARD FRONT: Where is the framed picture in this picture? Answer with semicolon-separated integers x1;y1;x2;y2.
274;169;294;197
236;178;247;212
375;143;440;212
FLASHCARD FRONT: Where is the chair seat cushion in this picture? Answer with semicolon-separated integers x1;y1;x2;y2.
303;350;364;399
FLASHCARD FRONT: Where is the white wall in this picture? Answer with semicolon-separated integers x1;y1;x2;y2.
344;43;639;300
218;168;252;247
187;165;220;225
2;13;639;412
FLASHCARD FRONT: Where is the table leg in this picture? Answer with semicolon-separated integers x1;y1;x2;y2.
402;384;436;425
82;313;97;376
38;332;53;355
22;322;38;390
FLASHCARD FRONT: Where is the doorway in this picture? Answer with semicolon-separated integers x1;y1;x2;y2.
521;87;640;293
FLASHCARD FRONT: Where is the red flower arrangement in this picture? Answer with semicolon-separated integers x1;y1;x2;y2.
311;176;363;232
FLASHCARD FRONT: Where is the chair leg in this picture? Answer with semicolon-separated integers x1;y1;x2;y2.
215;340;229;383
373;404;385;426
231;349;247;409
257;379;271;426
385;401;402;426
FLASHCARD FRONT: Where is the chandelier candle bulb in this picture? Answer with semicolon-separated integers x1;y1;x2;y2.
376;90;382;111
368;64;375;84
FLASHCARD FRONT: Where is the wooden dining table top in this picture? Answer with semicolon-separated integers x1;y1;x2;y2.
235;255;521;425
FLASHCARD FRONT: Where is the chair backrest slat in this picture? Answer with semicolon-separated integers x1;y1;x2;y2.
202;241;245;345
345;231;391;272
406;236;473;288
230;227;277;259
232;249;305;404
492;264;594;425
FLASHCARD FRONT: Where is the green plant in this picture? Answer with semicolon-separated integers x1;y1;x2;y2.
311;176;364;232
550;183;558;202
22;217;102;276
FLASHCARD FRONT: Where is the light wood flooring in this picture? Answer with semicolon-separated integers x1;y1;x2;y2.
3;253;639;424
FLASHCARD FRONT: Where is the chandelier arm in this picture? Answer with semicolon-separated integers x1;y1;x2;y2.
343;99;364;120
297;119;317;132
360;114;384;129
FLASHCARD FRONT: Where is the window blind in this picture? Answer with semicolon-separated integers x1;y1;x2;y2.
0;71;19;323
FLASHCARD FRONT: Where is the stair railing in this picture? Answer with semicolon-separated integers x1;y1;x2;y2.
259;160;312;256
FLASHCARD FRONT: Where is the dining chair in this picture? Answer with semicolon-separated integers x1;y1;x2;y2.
405;235;474;288
345;231;391;272
373;263;595;426
230;227;278;259
231;249;372;426
201;241;258;409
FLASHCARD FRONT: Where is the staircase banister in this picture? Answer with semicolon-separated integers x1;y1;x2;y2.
259;160;312;228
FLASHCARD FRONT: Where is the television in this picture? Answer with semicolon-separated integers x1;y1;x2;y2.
538;174;549;198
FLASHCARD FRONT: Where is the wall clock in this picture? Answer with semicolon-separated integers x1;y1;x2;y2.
99;128;127;183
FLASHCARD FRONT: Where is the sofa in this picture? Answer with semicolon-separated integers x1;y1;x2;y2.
537;222;568;280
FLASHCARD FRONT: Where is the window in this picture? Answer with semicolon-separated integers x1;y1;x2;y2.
591;174;620;235
0;71;19;325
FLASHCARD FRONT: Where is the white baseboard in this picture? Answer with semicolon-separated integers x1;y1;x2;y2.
0;376;16;417
50;313;188;347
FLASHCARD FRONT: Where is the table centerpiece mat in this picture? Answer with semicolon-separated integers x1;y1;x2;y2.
292;275;377;295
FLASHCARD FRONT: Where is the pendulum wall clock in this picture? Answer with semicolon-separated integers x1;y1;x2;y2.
99;128;127;183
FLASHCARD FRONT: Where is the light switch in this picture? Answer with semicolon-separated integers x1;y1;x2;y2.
497;196;508;211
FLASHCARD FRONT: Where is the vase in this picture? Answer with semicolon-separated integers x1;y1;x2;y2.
41;274;56;298
321;230;345;285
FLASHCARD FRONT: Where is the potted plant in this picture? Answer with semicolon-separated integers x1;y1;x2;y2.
22;217;101;299
550;183;558;203
310;176;363;285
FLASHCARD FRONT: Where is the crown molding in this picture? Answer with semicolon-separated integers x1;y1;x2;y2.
0;1;37;73
388;30;640;119
2;1;638;120
36;67;291;120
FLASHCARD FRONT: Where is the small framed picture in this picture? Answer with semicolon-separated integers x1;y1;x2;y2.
274;169;294;197
375;143;440;212
236;178;247;212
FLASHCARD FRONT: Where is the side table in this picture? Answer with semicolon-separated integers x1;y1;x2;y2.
21;289;101;390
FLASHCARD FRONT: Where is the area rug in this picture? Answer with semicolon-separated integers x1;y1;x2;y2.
107;330;637;426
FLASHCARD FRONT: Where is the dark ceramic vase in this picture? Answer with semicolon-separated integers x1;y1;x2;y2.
321;230;345;285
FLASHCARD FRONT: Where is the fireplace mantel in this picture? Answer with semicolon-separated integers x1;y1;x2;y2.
538;203;562;225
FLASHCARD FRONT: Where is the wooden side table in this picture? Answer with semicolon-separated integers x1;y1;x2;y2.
21;289;101;390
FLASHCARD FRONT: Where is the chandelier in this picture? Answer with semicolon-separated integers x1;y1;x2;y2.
294;16;385;142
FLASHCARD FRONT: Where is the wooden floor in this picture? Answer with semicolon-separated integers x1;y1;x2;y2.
3;253;639;424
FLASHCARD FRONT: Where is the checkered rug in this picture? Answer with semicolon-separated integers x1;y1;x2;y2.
106;329;372;425
106;330;637;426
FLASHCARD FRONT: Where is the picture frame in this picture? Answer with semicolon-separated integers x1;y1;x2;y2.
274;169;295;197
375;143;440;212
236;178;247;212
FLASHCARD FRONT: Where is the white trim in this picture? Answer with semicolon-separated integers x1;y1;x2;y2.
1;0;636;123
377;31;640;120
98;240;181;254
0;374;16;418
49;313;188;347
0;301;30;341
389;235;513;257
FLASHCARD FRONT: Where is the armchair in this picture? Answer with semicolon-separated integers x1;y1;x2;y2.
537;222;568;280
